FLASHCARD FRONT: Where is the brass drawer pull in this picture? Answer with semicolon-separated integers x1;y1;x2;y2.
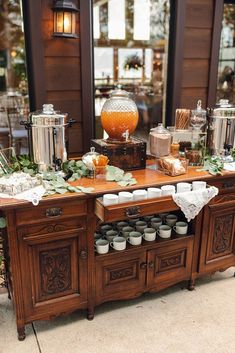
148;261;154;269
125;206;141;219
222;182;235;189
80;249;88;260
45;207;62;218
140;262;147;270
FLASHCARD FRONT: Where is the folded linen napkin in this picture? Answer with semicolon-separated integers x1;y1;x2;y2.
172;186;219;221
0;185;46;206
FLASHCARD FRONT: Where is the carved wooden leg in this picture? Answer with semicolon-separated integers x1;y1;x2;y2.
188;279;195;291
87;307;94;321
17;326;26;341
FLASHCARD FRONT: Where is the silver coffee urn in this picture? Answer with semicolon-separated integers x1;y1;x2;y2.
207;99;235;160
26;104;69;173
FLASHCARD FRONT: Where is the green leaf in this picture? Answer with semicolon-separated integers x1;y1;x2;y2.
0;217;6;228
118;180;129;187
77;186;94;193
55;188;68;194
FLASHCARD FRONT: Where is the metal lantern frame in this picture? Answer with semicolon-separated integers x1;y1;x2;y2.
52;0;79;38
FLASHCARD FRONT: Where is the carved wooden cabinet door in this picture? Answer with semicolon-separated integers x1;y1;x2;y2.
199;195;235;274
18;227;88;320
146;237;193;291
95;250;147;305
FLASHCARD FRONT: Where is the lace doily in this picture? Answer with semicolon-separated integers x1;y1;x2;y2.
0;185;46;206
172;186;219;221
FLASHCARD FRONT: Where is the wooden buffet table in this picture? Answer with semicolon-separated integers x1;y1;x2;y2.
1;167;235;340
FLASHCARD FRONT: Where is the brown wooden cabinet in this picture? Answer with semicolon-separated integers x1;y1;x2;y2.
199;193;235;274
1;170;235;340
95;235;193;305
6;200;89;340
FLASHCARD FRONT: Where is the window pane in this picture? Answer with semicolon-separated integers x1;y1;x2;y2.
216;3;235;103
108;0;125;40
93;0;171;142
93;5;100;39
118;49;143;80
94;47;114;81
134;0;150;40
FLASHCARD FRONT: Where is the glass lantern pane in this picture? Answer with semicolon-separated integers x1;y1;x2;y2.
64;12;72;33
56;12;64;33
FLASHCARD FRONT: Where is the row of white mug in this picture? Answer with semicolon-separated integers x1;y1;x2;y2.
95;221;189;254
102;181;207;206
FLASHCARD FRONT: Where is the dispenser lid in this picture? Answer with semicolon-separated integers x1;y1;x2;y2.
210;99;235;118
150;123;171;136
30;104;68;126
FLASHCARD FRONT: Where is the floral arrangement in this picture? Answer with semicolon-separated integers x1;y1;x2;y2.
123;53;143;71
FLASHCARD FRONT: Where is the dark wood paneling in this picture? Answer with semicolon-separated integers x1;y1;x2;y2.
180;88;207;108
182;59;209;88
67;124;83;154
22;0;46;110
45;57;81;91
207;0;224;106
166;0;187;125
80;0;95;153
184;28;212;59
46;91;82;122
185;0;214;28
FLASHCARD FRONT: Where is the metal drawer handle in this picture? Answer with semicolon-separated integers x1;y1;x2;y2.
125;206;141;219
222;182;235;189
80;249;88;260
45;207;62;218
140;262;147;270
148;261;154;269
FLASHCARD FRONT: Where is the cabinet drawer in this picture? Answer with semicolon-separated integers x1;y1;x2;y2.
16;199;87;226
209;177;235;194
18;217;86;240
95;196;179;223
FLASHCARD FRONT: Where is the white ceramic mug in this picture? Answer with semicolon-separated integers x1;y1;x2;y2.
122;226;135;238
161;185;176;196
94;232;103;241
158;212;170;220
173;222;188;235
192;181;207;191
157;225;172;239
100;224;113;234
105;230;119;242
103;194;119;206
95;239;109;254
133;189;147;201
165;214;178;227
135;221;148;232
116;221;129;231
118;191;133;203
127;231;142;245
150;217;162;229
110;236;126;251
143;228;156;241
176;182;191;193
147;187;162;198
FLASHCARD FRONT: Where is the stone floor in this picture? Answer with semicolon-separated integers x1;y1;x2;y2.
0;268;235;353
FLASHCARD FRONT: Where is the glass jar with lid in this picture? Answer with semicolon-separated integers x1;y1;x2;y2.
149;123;171;157
101;89;139;143
82;147;100;178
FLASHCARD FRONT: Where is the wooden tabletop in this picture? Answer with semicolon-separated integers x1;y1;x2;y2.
0;166;234;210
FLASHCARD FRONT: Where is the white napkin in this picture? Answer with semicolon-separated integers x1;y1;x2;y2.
172;186;219;221
0;185;46;206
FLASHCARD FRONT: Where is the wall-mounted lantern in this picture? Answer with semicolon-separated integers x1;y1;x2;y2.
52;0;79;38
